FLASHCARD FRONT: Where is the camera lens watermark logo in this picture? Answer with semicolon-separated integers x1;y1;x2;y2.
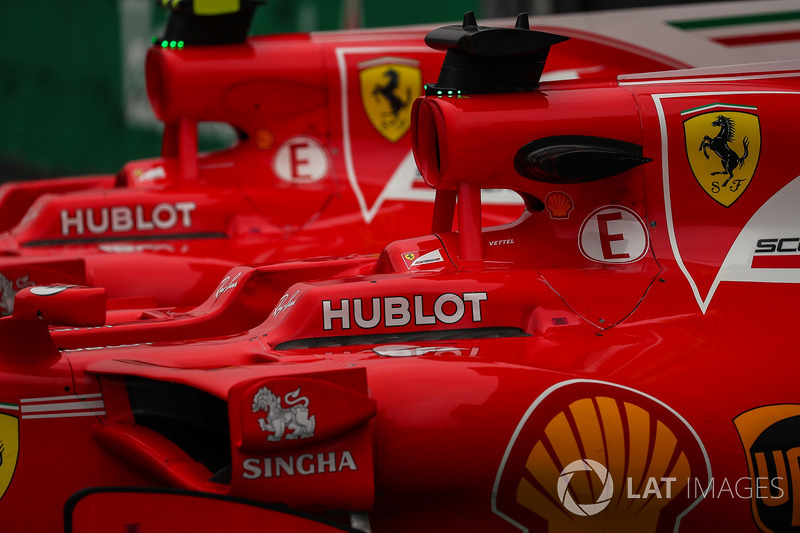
557;459;614;516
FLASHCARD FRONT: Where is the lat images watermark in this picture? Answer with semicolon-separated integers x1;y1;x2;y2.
557;459;785;517
558;460;614;516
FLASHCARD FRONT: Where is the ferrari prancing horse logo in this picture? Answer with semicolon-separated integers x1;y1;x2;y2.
359;58;421;143
0;413;19;501
683;105;761;207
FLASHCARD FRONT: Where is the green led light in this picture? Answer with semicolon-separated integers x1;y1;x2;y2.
178;41;184;49
151;36;158;44
161;40;168;48
170;40;177;48
437;90;442;95
423;84;428;90
448;90;453;95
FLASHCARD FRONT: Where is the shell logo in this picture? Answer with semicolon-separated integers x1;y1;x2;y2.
493;380;710;533
545;191;574;219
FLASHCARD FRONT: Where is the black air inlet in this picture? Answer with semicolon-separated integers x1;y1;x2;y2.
514;135;652;184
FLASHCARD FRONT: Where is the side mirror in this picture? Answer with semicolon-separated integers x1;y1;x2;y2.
12;285;106;327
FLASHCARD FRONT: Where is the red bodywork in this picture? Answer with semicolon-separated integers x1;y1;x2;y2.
2;13;800;533
0;22;685;312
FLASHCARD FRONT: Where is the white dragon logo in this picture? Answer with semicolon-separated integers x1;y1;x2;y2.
252;386;316;442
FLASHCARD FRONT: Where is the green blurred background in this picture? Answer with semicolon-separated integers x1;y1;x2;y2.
0;0;482;180
0;0;718;180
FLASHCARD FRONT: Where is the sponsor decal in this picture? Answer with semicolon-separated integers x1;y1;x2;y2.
30;285;74;296
410;250;445;266
272;136;330;184
98;243;177;253
545;191;574;219
135;165;166;182
60;342;151;353
236;376;376;455
322;292;487;331
18;201;42;229
755;238;800;255
60;202;196;237
0;412;19;501
252;387;316;442
752;238;800;269
0;273;35;317
358;57;420;143
401;249;445;269
272;289;300;318
578;206;649;264
489;239;515;247
734;405;800;533
683;104;761;207
233;374;375;507
372;344;479;358
242;451;357;479
254;129;274;150
215;272;242;299
493;380;710;532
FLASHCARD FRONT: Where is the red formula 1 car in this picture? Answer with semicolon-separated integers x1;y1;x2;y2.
0;1;730;315
2;10;800;533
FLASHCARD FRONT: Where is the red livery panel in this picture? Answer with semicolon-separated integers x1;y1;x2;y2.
2;4;800;533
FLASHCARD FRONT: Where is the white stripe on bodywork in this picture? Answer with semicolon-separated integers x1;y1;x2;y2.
21;400;105;414
23;411;107;420
21;393;103;403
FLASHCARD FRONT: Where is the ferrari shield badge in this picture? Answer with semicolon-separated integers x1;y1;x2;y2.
683;105;761;207
359;58;421;143
0;412;19;500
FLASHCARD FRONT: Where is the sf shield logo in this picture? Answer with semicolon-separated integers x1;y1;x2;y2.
683;105;761;207
359;58;421;142
735;405;800;533
0;413;19;501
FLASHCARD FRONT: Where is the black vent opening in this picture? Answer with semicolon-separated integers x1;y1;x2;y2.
275;326;530;350
126;376;231;484
514;135;651;184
